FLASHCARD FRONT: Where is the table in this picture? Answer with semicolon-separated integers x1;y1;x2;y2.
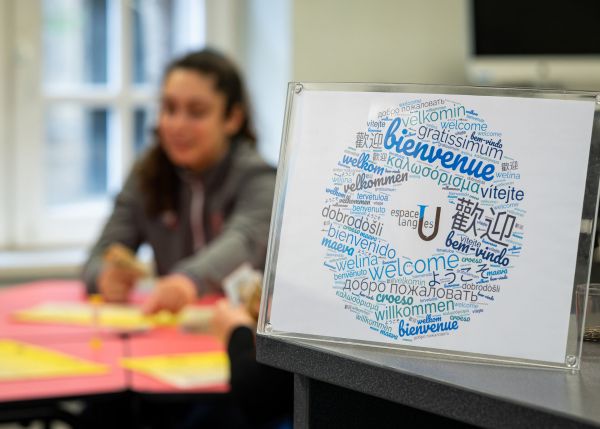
128;328;229;394
0;280;95;340
0;335;128;427
257;334;600;428
0;336;127;403
0;280;229;427
127;329;231;429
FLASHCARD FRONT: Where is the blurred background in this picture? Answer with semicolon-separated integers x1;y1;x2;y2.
1;0;599;284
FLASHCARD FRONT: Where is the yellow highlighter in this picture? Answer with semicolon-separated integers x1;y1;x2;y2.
89;294;104;350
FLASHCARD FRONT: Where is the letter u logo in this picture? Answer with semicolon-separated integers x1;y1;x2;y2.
417;205;441;241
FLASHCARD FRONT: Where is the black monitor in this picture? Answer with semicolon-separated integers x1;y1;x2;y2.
468;0;600;90
472;1;600;56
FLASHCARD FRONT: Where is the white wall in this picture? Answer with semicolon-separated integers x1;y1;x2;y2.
292;0;469;85
0;1;13;247
205;0;292;166
203;0;470;164
243;0;292;165
204;0;245;60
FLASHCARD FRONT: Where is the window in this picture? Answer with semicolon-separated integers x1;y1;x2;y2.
4;0;205;248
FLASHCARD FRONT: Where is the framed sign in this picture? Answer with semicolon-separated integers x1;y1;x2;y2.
258;83;600;369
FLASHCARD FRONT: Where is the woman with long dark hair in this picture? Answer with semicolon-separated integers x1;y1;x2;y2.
82;48;276;313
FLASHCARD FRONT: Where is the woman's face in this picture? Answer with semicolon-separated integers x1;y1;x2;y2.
158;68;242;171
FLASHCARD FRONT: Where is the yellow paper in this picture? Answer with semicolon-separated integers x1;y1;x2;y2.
14;302;213;332
15;302;154;330
121;351;229;389
0;339;108;381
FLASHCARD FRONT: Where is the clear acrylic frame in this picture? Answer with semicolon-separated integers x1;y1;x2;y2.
258;82;600;370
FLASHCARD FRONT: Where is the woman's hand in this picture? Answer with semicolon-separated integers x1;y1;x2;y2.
97;264;139;303
98;243;148;303
141;273;198;314
210;299;255;344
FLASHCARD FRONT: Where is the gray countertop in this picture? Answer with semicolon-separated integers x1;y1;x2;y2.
257;334;600;428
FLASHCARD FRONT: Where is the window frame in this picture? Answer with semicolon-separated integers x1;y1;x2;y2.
1;0;288;252
9;0;158;248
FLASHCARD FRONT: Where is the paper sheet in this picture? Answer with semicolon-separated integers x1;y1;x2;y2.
0;339;108;381
269;88;595;364
121;351;229;389
14;302;214;332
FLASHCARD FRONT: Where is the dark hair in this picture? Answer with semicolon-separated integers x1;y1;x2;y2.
136;48;256;216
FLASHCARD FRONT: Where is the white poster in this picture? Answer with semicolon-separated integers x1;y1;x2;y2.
269;88;596;364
